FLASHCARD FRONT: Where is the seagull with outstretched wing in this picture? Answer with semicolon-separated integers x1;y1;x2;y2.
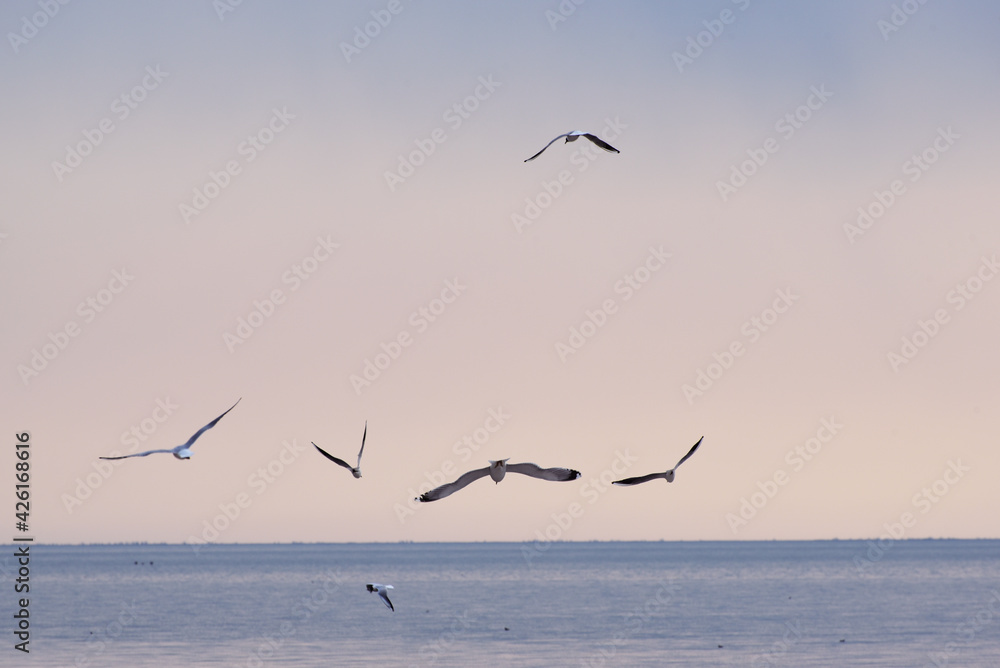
524;131;620;162
417;459;581;502
366;583;394;611
312;421;367;478
100;399;241;461
612;437;703;486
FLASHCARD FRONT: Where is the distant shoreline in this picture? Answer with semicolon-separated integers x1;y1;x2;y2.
5;537;997;547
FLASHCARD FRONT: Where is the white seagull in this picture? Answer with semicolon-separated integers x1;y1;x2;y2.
524;131;620;162
312;421;367;478
612;437;704;486
366;583;394;611
99;399;241;461
417;459;581;502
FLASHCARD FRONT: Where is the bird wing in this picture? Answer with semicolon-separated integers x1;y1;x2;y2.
356;420;367;469
418;466;492;502
177;398;241;452
100;449;175;460
612;472;668;486
582;134;620;153
379;589;394;611
673;436;704;470
312;443;354;471
524;134;571;162
506;462;581;481
366;583;394;611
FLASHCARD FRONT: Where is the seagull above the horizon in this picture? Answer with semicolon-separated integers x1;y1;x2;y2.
612;437;703;486
312;421;367;478
99;399;241;461
417;459;581;502
366;583;394;611
524;131;620;162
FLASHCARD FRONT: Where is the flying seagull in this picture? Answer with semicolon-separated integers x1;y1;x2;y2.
524;131;620;162
417;459;581;502
366;583;394;611
312;421;367;478
612;437;704;486
100;399;241;461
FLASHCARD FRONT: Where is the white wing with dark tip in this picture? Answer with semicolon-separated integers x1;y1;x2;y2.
99;448;176;460
99;399;241;461
524;133;572;162
579;133;620;154
417;466;492;502
611;471;669;486
356;421;367;470
672;436;703;470
312;443;354;471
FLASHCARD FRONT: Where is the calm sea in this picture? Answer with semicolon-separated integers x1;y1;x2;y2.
8;540;1000;667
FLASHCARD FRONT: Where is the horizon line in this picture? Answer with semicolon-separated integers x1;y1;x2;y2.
7;537;998;547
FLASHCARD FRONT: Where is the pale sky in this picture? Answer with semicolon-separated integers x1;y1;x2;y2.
3;1;998;544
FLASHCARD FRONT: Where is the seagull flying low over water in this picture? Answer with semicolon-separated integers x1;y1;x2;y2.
612;437;703;486
524;131;620;162
366;583;394;611
99;399;241;461
312;421;367;478
417;459;581;502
